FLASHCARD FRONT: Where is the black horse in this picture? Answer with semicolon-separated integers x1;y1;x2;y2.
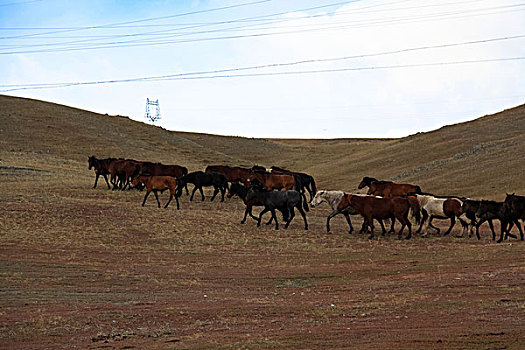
245;185;308;230
501;193;525;242
227;182;289;224
476;200;519;242
176;171;229;202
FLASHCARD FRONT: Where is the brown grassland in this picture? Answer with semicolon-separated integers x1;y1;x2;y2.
1;94;524;349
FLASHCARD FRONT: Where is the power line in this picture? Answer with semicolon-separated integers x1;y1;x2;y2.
0;0;356;39
2;56;523;92
0;0;274;39
2;33;523;87
1;2;524;54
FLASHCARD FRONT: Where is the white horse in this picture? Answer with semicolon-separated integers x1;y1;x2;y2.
412;193;468;236
310;190;356;234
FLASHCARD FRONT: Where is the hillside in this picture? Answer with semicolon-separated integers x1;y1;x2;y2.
1;94;524;198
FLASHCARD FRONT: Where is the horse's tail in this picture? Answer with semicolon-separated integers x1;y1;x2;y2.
309;176;317;196
301;192;310;212
408;196;421;225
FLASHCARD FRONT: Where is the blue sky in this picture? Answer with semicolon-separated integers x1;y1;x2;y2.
1;0;525;138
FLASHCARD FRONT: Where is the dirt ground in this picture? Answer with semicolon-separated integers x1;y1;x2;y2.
1;161;524;349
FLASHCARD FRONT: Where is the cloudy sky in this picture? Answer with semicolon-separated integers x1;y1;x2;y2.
1;0;524;138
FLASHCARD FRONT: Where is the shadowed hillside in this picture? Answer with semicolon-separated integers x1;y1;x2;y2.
1;94;524;198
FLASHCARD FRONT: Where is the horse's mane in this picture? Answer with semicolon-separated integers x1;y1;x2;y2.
480;199;503;205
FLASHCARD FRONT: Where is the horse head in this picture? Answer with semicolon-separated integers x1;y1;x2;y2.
310;190;326;208
358;176;376;189
88;156;97;170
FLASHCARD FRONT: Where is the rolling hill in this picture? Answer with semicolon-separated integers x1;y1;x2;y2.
1;94;524;199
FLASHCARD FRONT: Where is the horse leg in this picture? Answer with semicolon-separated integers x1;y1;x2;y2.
271;209;279;230
367;216;375;239
199;186;205;201
284;206;295;229
257;208;270;227
189;186;198;201
397;218;411;239
343;213;353;234
417;209;428;234
326;210;340;233
142;191;151;207
485;219;495;240
164;194;173;208
220;186;226;202
154;191;161;208
509;220;522;240
444;216;454;236
475;217;486;240
103;174;110;189
428;216;441;235
516;220;523;241
504;221;517;240
404;219;412;240
388;216;396;233
93;174;99;189
378;219;387;236
175;193;180;209
497;220;507;243
241;204;252;224
297;204;308;230
210;186;219;202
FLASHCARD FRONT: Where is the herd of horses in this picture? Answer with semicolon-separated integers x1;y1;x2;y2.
88;156;525;243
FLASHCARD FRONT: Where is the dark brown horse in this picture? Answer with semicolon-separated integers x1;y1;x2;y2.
500;193;525;242
358;176;422;197
108;159;141;190
131;175;179;209
88;156;117;189
205;165;252;183
348;194;420;239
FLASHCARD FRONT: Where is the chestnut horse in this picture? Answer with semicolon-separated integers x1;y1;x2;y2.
244;172;296;191
347;194;420;240
139;161;189;195
131;175;179;209
358;176;422;197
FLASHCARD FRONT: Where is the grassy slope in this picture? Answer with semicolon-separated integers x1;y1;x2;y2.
1;94;524;198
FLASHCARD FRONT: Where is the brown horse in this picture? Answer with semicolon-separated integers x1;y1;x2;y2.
244;172;296;191
205;165;252;183
88;156;116;189
138;161;189;194
108;159;141;190
131;175;179;209
358;176;422;197
348;194;420;239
